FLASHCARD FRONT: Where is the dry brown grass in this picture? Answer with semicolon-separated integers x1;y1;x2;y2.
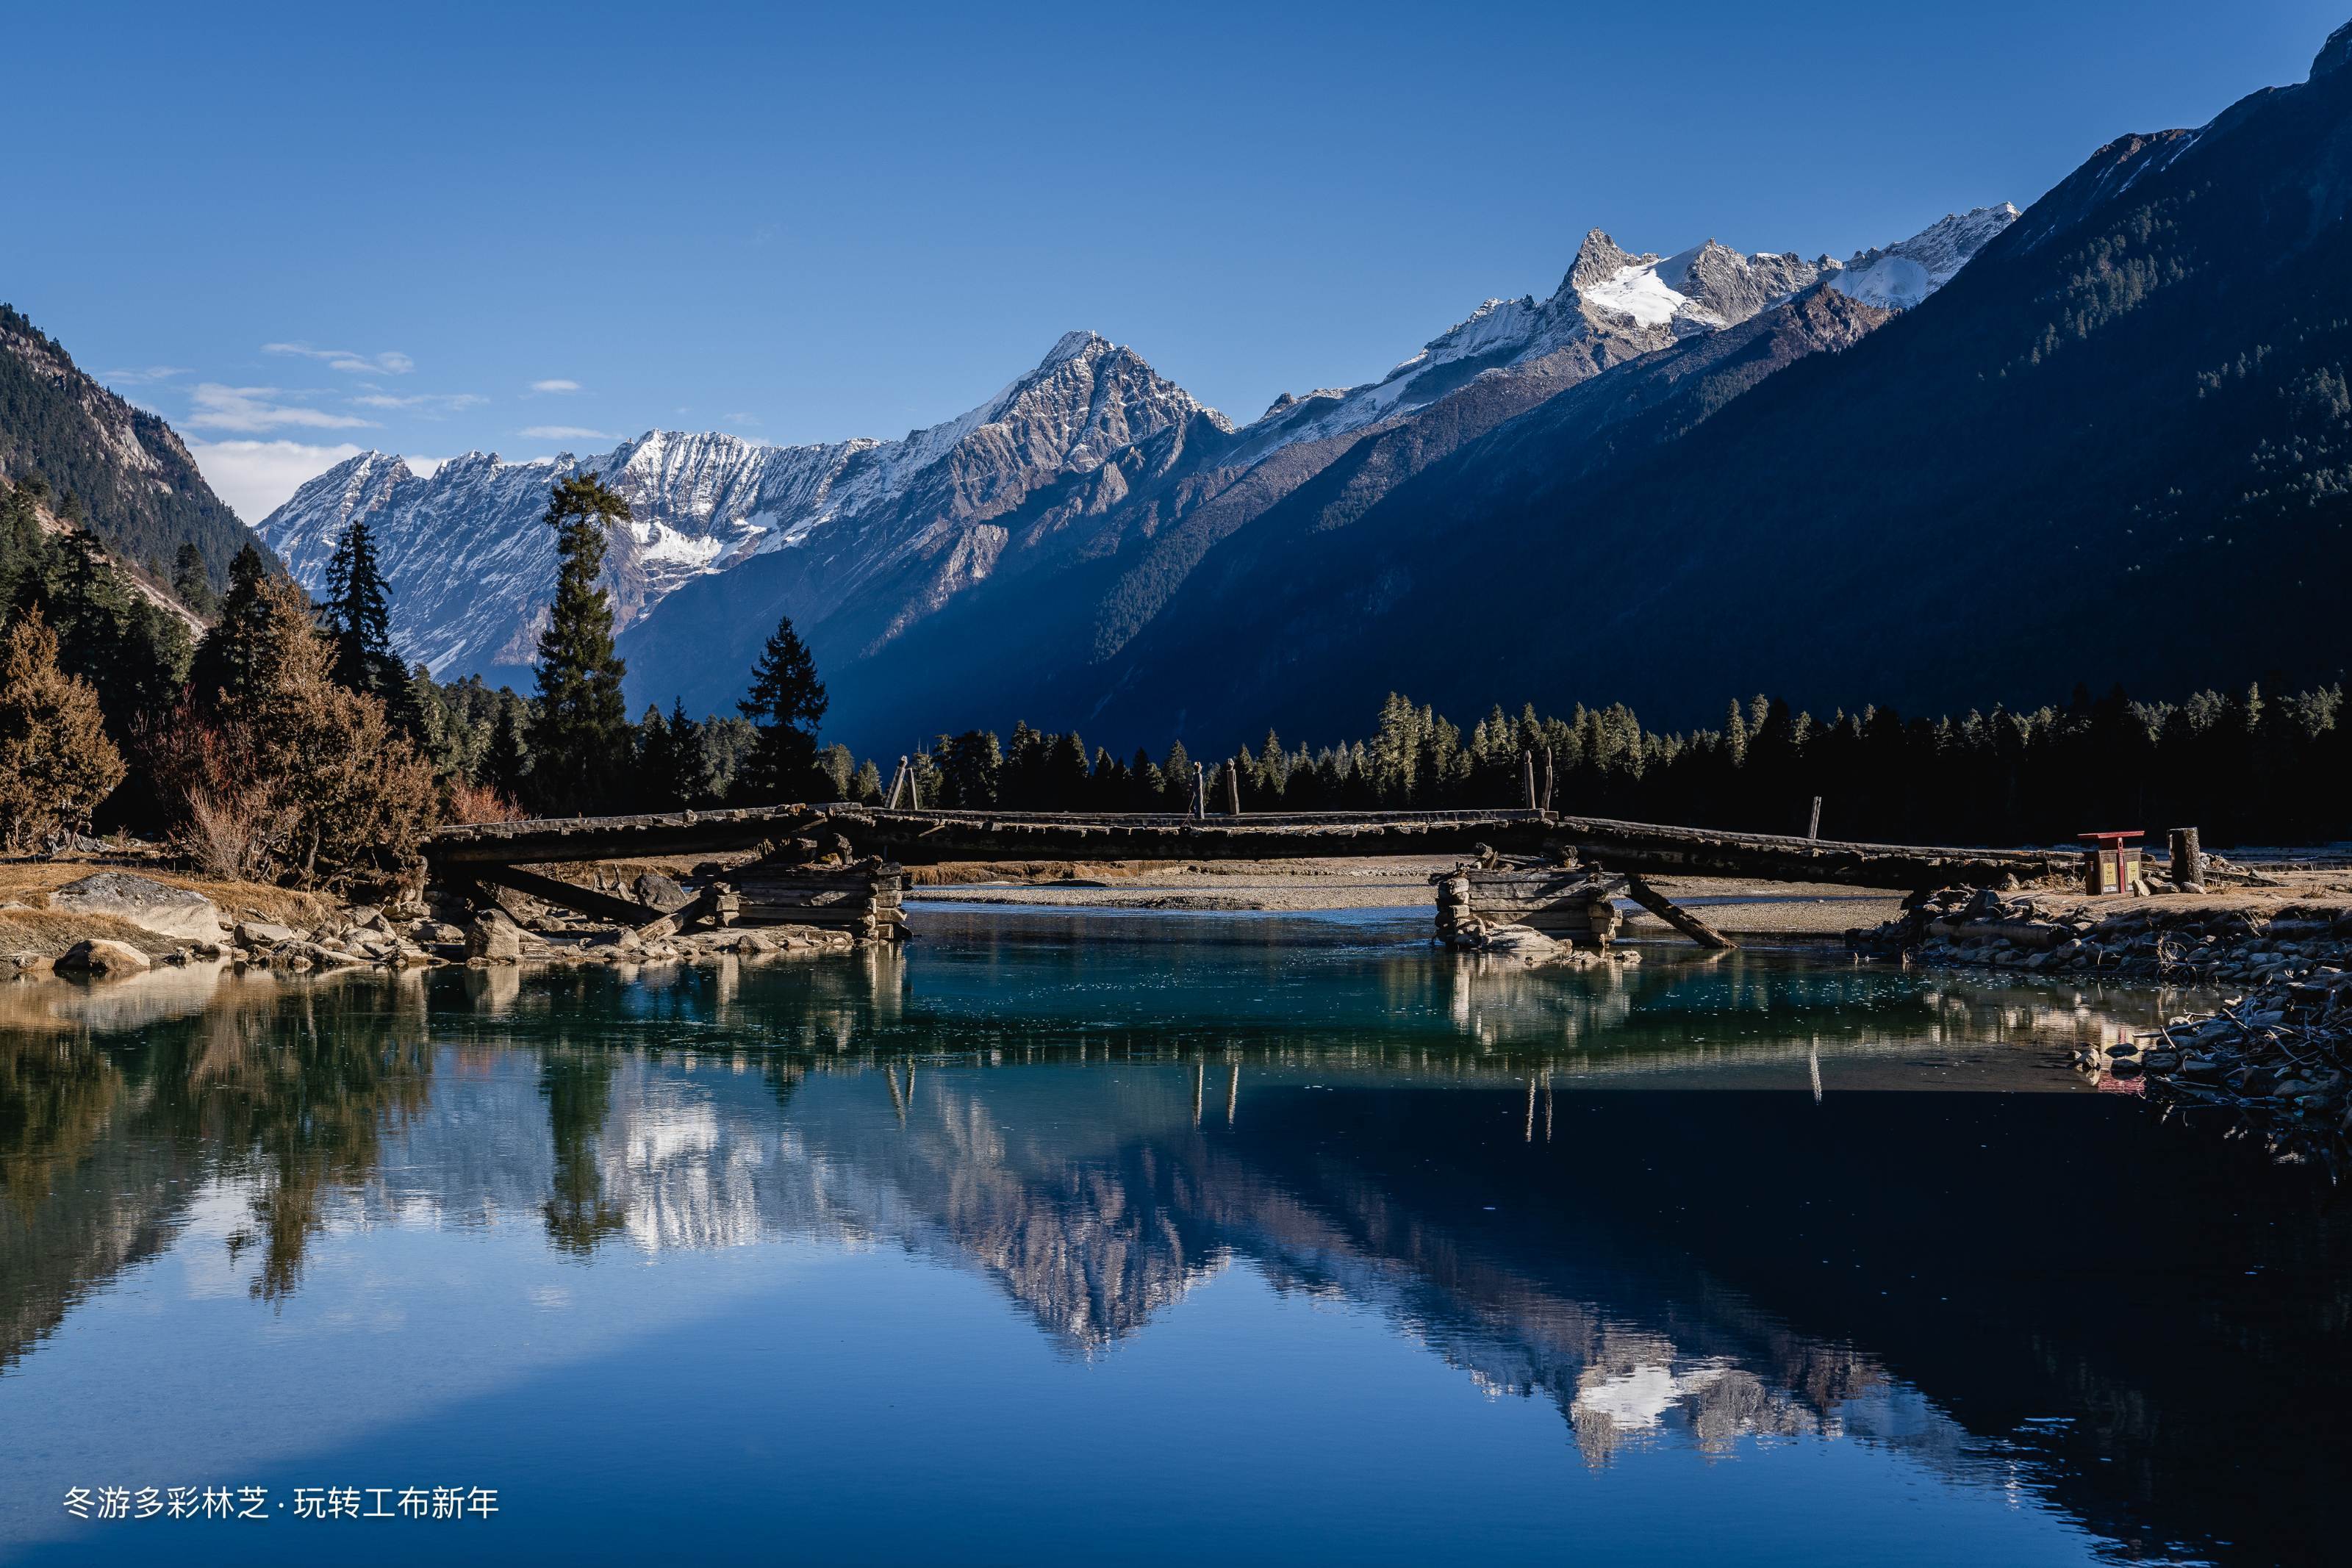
0;857;334;929
0;908;175;960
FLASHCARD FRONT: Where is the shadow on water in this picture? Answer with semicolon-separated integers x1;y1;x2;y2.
1;910;2343;1564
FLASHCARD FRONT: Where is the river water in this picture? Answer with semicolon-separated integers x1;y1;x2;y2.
1;908;2344;1565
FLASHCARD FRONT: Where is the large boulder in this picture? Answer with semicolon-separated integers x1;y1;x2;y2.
49;874;225;945
466;909;523;963
56;938;152;977
631;872;694;913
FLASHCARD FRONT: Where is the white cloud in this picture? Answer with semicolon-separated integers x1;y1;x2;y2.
529;378;581;393
722;411;761;426
99;365;189;387
406;455;448;478
517;425;614;442
350;391;487;414
186;439;365;523
264;342;413;375
188;384;376;434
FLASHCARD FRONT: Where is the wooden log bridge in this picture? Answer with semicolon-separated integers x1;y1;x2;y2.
426;804;2077;890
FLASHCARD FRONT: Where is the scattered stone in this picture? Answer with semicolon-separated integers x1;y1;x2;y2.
49;873;225;945
237;919;298;947
1473;924;1569;964
56;939;152;977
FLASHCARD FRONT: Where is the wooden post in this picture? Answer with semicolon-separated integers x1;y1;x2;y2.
1193;763;1206;821
2168;827;2204;892
1541;747;1555;813
886;757;909;810
908;759;922;810
1226;758;1242;816
1522;750;1536;809
1807;796;1822;840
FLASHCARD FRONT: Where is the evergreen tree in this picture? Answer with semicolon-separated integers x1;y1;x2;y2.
815;741;858;802
735;613;828;802
321;518;395;696
529;475;634;813
1161;738;1193;811
636;697;715;808
172;542;218;619
484;699;532;802
188;543;293;712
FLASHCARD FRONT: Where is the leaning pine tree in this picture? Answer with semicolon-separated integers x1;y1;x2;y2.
734;614;828;803
528;476;634;815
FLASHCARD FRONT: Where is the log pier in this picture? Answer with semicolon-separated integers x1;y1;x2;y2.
425;804;2076;949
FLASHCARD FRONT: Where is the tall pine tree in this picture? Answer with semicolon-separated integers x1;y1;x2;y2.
321;518;394;695
529;475;634;813
187;543;289;711
734;614;827;803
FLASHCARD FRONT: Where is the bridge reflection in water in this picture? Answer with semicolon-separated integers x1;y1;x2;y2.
1;913;2342;1565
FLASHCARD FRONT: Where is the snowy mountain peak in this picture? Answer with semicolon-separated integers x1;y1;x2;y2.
1566;229;1646;292
1828;204;2020;309
1040;328;1108;367
257;328;1219;676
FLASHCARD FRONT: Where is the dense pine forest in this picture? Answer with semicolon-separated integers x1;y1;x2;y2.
0;467;2345;889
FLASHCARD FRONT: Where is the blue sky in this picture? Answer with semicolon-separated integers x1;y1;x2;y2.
8;1;2343;522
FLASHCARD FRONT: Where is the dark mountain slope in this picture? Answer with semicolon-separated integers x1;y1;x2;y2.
0;305;251;586
1086;283;1896;747
817;339;1621;752
1089;24;2352;749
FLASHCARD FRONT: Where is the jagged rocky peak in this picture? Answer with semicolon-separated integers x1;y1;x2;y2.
964;328;1233;463
1659;240;1828;327
1566;228;1646;292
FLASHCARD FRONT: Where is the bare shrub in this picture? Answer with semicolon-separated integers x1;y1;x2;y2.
444;777;526;824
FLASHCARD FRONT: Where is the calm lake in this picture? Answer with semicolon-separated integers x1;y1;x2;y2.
2;908;2344;1566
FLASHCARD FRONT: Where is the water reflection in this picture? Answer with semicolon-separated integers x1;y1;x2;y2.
2;917;2342;1565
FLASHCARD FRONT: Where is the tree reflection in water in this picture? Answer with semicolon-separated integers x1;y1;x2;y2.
1;926;2343;1565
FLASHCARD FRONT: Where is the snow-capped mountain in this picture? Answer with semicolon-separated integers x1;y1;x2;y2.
258;331;1215;675
1827;204;2020;309
257;207;2011;717
1241;231;1840;455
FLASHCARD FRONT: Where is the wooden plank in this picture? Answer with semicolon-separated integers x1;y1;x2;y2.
427;802;2073;889
1623;871;1735;950
472;863;654;927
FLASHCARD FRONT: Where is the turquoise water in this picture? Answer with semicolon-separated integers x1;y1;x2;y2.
2;909;2343;1565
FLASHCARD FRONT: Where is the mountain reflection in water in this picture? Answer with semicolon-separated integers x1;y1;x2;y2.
2;911;2345;1565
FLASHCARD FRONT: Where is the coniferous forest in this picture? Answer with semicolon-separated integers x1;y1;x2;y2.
1;464;2346;887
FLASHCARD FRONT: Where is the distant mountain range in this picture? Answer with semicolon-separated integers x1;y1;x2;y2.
15;20;2351;761
251;205;2015;746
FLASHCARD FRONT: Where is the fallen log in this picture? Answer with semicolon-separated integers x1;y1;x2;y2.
470;863;655;927
1622;871;1736;950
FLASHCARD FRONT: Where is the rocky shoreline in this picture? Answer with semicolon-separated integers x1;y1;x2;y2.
1850;885;2352;1172
1848;885;2352;987
4;868;871;979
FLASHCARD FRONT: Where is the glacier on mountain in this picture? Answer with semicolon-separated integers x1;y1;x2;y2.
1826;204;2019;309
